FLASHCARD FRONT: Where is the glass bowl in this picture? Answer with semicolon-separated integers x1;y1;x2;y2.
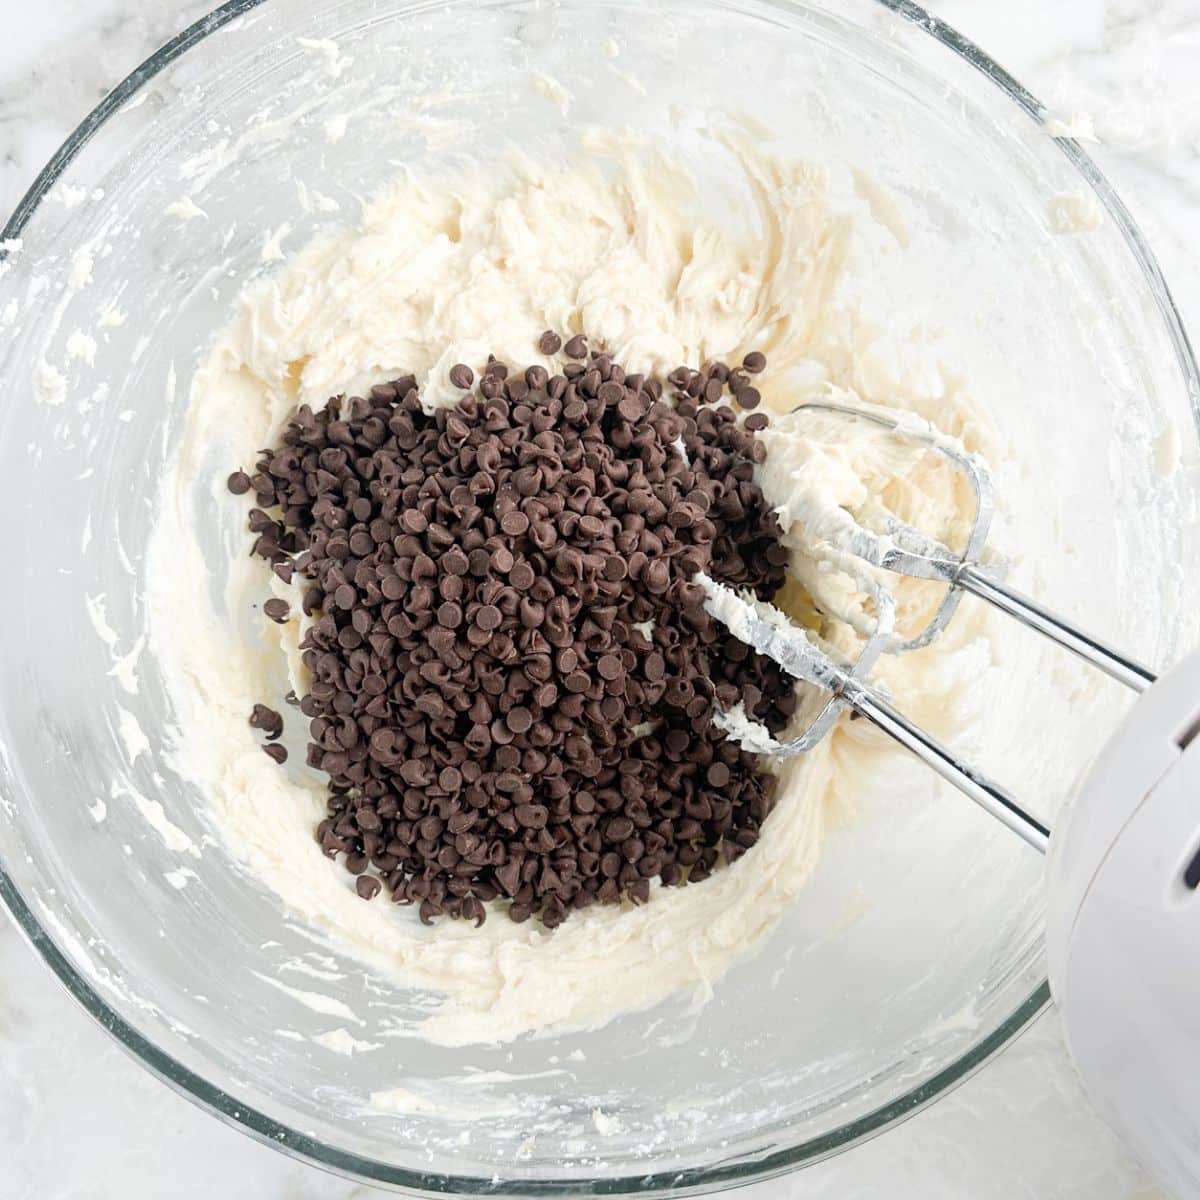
0;0;1197;1193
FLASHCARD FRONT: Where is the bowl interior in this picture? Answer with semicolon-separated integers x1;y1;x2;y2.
1;0;1198;1191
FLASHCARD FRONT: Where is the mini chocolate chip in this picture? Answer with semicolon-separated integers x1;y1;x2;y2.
742;351;767;374
506;706;533;734
356;874;382;899
737;386;761;410
597;654;623;681
706;761;731;787
249;703;284;737
617;392;647;422
263;743;288;764
227;470;252;495
538;330;562;355
500;510;530;536
603;555;627;581
563;334;588;359
449;363;474;389
644;560;670;593
263;598;290;623
475;605;502;631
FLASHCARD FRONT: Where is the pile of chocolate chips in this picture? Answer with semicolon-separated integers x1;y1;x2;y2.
231;334;797;927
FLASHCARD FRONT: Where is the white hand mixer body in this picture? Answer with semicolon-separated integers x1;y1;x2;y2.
1050;647;1200;1200
704;403;1200;1197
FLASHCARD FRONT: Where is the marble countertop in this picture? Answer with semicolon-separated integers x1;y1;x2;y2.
1;1;1196;1196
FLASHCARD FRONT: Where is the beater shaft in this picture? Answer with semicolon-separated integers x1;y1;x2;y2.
957;566;1156;694
844;678;1051;853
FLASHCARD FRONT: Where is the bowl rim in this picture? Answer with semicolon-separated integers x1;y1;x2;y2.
1;0;1197;1193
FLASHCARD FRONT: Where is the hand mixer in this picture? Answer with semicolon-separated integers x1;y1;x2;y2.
702;402;1200;1199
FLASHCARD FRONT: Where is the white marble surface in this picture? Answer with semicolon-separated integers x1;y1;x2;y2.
1;1;1197;1196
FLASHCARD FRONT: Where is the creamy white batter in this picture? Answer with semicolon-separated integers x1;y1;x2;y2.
150;129;1001;1046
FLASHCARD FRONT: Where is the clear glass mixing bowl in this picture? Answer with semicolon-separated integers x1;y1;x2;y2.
1;0;1197;1193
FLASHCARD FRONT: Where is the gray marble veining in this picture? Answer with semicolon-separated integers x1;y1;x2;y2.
2;1;1196;1197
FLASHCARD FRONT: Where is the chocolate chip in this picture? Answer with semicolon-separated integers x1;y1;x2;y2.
564;670;591;694
263;598;290;623
613;392;641;423
644;559;670;593
563;334;588;359
597;654;623;681
249;703;284;738
742;351;767;374
707;762;731;787
500;510;530;536
538;330;562;355
356;875;382;899
506;706;533;734
449;363;474;389
262;743;288;764
227;470;252;495
475;605;502;631
737;386;761;410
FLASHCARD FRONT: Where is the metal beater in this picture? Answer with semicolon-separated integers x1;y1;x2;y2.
701;401;1157;853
